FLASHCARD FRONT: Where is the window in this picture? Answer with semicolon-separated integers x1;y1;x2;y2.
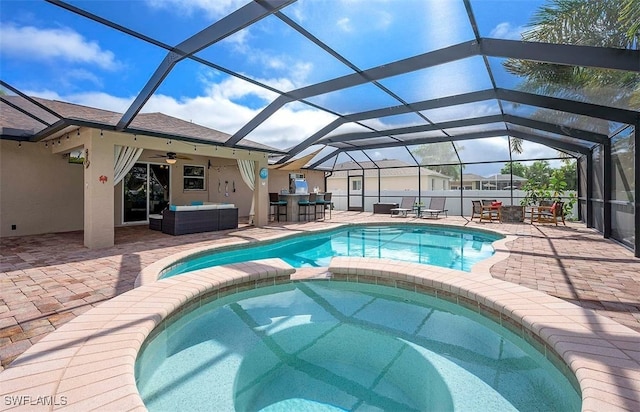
183;165;205;190
352;179;361;191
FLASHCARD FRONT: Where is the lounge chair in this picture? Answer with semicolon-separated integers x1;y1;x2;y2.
420;197;448;219
390;196;416;217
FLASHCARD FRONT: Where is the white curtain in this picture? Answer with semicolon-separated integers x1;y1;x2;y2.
114;145;144;186
237;159;255;225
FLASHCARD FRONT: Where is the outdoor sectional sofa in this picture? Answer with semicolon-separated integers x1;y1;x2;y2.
161;203;238;235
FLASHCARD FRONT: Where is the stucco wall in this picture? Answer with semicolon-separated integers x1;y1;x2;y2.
200;157;253;217
0;140;83;237
1;134;313;237
114;152;257;224
2;128;269;243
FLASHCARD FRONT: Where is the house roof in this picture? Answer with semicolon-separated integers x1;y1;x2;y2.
485;173;527;181
459;173;485;181
0;96;279;153
456;173;526;182
330;159;451;179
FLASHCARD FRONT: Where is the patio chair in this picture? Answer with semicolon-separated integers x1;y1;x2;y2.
421;197;448;219
471;200;483;221
478;199;501;222
533;201;566;226
390;196;416;217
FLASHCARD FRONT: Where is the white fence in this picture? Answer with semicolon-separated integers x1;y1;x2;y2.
331;189;578;218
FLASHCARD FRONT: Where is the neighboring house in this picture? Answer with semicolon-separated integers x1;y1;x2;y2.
451;173;527;190
1;96;280;248
327;159;452;193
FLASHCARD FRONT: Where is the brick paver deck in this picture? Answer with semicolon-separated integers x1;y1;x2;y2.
1;212;638;371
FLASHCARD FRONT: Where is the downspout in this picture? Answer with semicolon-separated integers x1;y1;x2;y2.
324;171;333;192
378;168;381;203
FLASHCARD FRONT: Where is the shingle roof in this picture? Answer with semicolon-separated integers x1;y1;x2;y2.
0;96;277;152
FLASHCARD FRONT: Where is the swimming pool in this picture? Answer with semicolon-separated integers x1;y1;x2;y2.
136;281;581;411
162;224;502;278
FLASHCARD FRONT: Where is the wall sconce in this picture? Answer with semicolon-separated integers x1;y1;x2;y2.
207;159;212;169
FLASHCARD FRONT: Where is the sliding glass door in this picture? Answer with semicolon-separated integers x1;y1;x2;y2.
123;163;170;223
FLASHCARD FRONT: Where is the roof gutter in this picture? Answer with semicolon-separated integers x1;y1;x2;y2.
7;119;286;155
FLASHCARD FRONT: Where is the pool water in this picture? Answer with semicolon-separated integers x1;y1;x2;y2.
162;225;501;278
136;282;581;411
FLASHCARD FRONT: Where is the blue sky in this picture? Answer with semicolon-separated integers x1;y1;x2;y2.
1;0;558;174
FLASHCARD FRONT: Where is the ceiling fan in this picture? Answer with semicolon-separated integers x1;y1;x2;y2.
151;152;192;164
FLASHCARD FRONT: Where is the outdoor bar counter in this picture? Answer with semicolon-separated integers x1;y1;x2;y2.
279;193;310;222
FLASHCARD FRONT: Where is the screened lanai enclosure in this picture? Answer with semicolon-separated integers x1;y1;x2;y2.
0;0;638;256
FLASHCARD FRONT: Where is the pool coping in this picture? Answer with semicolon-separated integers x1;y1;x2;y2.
1;253;638;411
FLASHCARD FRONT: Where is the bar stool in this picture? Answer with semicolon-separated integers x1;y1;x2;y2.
314;192;332;220
298;193;317;221
323;192;333;219
269;193;287;222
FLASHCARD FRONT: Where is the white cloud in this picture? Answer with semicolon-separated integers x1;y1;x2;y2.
205;75;281;102
336;4;392;33
144;89;336;149
64;69;104;88
26;90;133;114
515;140;559;160
221;27;251;50
373;11;393;30
210;41;314;92
0;24;120;70
27;72;336;150
145;0;249;20
337;17;352;32
489;22;525;40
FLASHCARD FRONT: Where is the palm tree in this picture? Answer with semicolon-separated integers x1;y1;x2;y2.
504;0;640;152
620;0;640;46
